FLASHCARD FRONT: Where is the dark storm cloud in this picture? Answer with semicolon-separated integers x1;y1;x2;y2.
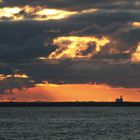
1;0;140;11
0;20;81;65
0;21;84;45
0;0;47;7
1;58;140;94
0;77;34;94
0;33;57;62
91;27;140;60
14;59;140;88
46;0;140;11
0;0;140;93
0;7;139;44
0;20;140;89
67;10;139;30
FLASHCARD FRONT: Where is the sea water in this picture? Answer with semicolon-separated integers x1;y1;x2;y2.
0;107;139;140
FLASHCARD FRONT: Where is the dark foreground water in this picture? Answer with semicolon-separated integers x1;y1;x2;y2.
0;107;140;140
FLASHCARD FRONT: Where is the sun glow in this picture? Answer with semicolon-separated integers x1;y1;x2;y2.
1;83;140;102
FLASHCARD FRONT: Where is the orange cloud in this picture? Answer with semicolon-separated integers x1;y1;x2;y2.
131;22;140;28
48;36;110;59
131;43;140;62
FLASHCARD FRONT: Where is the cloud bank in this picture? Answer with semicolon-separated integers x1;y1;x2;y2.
0;0;140;94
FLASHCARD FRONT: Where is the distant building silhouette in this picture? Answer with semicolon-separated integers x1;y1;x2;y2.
115;96;124;103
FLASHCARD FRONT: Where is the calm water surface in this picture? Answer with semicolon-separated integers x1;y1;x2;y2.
0;107;140;140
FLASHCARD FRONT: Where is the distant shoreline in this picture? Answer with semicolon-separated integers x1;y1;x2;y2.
0;102;140;107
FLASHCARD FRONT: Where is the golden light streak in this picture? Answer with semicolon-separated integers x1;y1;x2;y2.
81;8;98;14
36;9;77;20
0;74;7;80
0;6;78;21
35;83;45;87
0;74;29;80
35;81;59;87
37;8;98;20
48;36;110;59
13;74;29;78
131;43;140;62
0;6;99;21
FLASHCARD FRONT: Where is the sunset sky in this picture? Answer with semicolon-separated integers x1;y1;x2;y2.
0;0;140;102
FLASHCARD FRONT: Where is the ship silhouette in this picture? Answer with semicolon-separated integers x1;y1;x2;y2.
115;96;124;103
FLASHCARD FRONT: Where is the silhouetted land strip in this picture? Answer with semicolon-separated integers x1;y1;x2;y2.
0;102;140;107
